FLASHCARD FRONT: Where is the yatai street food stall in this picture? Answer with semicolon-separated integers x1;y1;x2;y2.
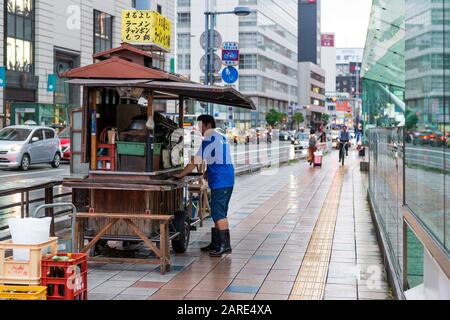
61;44;255;274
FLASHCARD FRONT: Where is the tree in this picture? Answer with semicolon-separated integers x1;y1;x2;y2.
406;113;419;130
292;112;304;130
321;114;330;126
266;109;280;127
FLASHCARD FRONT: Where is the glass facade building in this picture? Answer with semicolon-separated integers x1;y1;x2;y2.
362;0;450;299
405;0;450;254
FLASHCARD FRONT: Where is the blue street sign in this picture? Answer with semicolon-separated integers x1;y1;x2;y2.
222;66;239;84
0;67;6;88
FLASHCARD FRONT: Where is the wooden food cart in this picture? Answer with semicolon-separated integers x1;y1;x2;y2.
62;44;255;274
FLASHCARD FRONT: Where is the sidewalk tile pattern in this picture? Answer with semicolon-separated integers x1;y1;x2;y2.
81;151;390;300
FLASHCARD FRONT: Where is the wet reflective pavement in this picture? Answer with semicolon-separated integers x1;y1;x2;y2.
82;151;390;300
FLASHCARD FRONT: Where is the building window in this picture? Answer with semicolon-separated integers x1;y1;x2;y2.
177;33;191;49
177;0;191;7
6;0;34;73
177;12;191;28
94;10;113;54
311;98;325;107
239;32;257;48
177;54;190;70
239;76;258;91
311;85;324;95
239;54;257;69
55;50;80;106
311;71;325;83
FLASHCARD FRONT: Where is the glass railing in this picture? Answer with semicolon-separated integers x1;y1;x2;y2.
368;127;405;285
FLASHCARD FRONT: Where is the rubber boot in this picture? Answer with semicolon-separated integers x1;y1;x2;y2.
201;228;219;252
209;230;232;257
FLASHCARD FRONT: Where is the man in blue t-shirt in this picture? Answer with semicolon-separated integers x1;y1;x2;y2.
173;115;234;257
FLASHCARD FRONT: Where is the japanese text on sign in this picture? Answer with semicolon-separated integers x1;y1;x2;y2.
121;10;172;51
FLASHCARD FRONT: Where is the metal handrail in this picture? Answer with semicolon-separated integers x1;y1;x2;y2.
0;192;72;213
31;202;77;252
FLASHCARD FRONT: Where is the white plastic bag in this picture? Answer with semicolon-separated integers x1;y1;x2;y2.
8;218;52;261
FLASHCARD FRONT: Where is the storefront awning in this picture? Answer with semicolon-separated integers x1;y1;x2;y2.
66;79;256;110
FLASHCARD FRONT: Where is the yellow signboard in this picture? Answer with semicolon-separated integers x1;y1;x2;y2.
121;10;172;51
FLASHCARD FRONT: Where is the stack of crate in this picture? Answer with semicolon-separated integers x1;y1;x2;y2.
0;237;58;300
41;253;88;300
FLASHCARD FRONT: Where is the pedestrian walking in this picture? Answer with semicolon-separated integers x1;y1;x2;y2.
173;115;234;257
308;129;317;166
320;131;327;143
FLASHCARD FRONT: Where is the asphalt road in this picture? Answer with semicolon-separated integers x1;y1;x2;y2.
405;143;450;171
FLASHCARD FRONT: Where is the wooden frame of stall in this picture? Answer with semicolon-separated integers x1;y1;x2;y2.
64;86;190;274
61;44;255;274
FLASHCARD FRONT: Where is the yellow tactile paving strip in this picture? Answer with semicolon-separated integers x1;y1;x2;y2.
289;167;346;300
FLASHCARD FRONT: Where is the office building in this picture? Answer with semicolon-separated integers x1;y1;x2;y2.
176;0;298;130
336;48;363;97
297;0;325;130
298;0;321;65
320;33;336;94
0;0;175;128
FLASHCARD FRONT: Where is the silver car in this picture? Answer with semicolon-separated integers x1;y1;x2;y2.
0;125;62;171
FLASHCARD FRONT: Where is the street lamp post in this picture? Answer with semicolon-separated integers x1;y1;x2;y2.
203;6;252;116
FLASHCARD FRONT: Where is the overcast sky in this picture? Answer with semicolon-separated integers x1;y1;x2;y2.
321;0;372;48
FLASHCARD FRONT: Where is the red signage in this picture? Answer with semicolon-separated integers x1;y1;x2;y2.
321;34;335;47
336;101;350;112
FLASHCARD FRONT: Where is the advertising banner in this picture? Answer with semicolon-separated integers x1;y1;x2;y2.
121;10;172;51
321;34;335;47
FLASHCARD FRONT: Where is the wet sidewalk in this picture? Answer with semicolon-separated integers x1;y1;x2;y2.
86;150;390;300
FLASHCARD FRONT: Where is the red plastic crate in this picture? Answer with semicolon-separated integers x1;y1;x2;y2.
41;253;88;300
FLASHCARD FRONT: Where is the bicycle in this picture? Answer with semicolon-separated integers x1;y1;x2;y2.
339;140;349;166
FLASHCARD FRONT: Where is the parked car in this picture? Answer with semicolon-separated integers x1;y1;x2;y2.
279;131;292;142
59;127;71;161
413;130;435;146
430;131;447;147
294;132;310;150
0;125;62;171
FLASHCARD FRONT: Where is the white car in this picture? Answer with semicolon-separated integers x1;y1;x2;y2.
0;125;62;170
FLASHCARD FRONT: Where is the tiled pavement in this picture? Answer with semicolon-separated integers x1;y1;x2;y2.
85;150;390;300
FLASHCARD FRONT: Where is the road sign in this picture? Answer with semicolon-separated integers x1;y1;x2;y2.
222;50;239;66
200;30;222;50
222;42;240;67
222;66;239;84
200;54;222;73
228;107;234;121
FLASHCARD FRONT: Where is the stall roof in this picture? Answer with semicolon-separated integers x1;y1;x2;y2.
66;79;256;110
93;43;153;60
61;56;182;81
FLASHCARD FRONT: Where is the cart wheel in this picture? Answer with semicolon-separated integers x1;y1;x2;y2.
171;211;190;254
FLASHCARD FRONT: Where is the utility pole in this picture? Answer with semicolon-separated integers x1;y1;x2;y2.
203;6;252;117
209;13;216;116
204;1;210;115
